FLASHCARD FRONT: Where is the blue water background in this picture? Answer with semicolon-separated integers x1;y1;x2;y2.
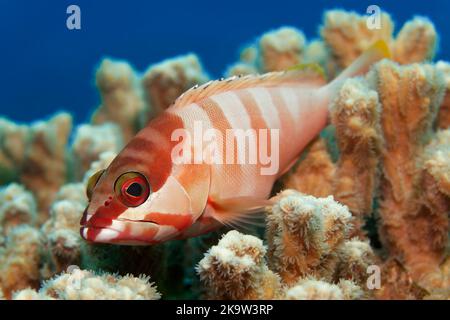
1;0;449;124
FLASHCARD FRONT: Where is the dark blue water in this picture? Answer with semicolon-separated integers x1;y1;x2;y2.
1;0;449;124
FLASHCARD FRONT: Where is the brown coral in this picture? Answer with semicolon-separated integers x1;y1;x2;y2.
71;123;124;180
368;61;447;284
142;54;209;117
320;11;437;73
436;61;450;129
0;225;41;299
0;183;37;234
196;230;282;300
283;78;382;236
13;269;161;300
92;59;146;142
40;183;87;277
259;27;306;72
198;191;374;300
0;113;72;221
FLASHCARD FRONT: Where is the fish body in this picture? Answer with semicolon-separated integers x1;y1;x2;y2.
80;41;390;245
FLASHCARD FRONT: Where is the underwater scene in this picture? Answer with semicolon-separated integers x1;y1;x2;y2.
0;0;449;301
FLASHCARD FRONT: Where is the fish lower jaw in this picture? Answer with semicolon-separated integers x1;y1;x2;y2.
79;218;167;245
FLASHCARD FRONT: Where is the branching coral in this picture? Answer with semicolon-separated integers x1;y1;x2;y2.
321;11;437;71
283;78;382;236
285;278;363;300
0;183;37;234
198;191;375;300
0;225;41;299
0;113;72;220
0;8;449;301
320;10;394;69
281;60;448;298
71;123;124;180
13;269;161;300
259;27;306;72
368;61;447;286
82;150;117;185
196;230;282;299
92;59;146;142
142;53;209;116
40;183;87;278
266;191;352;284
283;137;336;197
436;61;450;129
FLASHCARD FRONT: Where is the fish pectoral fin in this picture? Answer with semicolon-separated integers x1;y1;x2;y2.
207;196;272;230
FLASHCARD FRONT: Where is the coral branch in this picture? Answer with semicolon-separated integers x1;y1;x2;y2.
0;225;41;299
71;123;123;180
330;78;382;234
142;54;209;116
369;60;447;280
259;27;305;72
13;269;161;300
196;230;282;299
92;59;146;142
266;191;352;284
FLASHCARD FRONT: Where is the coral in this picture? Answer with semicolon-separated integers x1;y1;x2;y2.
283;137;336;197
320;11;437;72
92;59;146;142
369;61;447;285
266;191;352;284
320;10;394;69
284;278;363;300
393;17;437;65
0;8;449;301
374;259;429;300
142;54;209;116
281;60;448;298
13;269;161;300
0;119;28;183
20;113;72;220
0;183;37;235
198;191;374;300
226;27;329;78
329;79;382;234
71;123;124;180
334;238;377;287
259;27;306;72
82;150;117;185
197;230;282;300
436;61;450;129
0;113;72;219
283;78;382;237
0;225;41;299
40;183;87;277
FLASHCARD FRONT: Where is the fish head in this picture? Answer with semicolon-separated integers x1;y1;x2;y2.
80;144;210;245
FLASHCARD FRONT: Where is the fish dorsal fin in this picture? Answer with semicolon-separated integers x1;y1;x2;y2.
171;63;326;108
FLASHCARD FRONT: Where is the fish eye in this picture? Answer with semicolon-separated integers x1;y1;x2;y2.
114;172;150;207
86;169;106;200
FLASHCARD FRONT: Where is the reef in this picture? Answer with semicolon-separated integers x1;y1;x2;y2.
0;9;449;300
13;269;160;300
197;192;372;300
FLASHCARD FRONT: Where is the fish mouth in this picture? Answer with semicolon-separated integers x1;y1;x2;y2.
80;218;161;245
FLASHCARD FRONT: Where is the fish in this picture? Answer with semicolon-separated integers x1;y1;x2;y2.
80;40;390;245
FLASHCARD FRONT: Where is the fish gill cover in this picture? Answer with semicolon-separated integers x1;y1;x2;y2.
0;1;449;300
